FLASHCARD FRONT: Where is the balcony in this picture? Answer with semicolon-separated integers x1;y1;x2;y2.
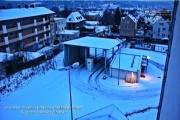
0;42;5;46
0;30;3;34
36;21;44;26
22;32;36;39
8;37;19;44
37;30;44;34
7;27;18;33
24;41;36;48
39;37;45;42
21;23;34;29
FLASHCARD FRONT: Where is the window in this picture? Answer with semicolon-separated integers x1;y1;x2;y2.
158;34;160;36
61;21;63;24
159;23;164;26
162;28;166;31
162;34;165;37
126;26;130;29
158;28;160;32
125;20;130;23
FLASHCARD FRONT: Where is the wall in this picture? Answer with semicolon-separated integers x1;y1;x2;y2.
64;45;87;66
158;1;180;120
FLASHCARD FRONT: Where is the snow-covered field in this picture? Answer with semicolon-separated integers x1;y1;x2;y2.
0;48;166;120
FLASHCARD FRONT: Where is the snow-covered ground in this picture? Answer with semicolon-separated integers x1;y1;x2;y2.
0;47;166;120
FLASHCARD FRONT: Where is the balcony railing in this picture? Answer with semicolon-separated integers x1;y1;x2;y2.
22;32;36;39
24;41;36;48
37;30;44;34
36;21;44;26
8;37;19;44
6;27;18;33
0;30;3;34
21;23;34;29
0;42;5;46
39;37;45;42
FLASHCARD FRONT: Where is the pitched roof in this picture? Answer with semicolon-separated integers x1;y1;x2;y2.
66;12;85;23
0;7;54;21
128;14;138;23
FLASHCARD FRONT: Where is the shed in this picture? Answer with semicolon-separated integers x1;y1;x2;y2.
109;53;142;83
63;36;125;73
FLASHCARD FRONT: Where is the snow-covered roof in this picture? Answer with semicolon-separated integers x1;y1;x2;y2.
57;30;79;35
63;36;121;50
54;17;66;21
85;11;99;16
66;12;85;23
85;21;99;26
150;16;163;24
83;25;94;29
0;7;54;21
111;53;142;72
76;104;127;120
128;14;138;23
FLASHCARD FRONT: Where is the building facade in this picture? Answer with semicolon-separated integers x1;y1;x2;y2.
152;17;170;40
120;15;137;37
56;30;80;42
0;7;54;53
54;18;66;34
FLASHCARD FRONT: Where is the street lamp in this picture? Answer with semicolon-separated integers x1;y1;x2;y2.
146;56;150;73
58;62;79;120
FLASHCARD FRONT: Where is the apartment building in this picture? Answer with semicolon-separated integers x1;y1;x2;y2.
120;15;138;37
151;16;170;40
0;7;54;53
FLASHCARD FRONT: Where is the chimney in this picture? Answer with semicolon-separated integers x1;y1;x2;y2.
25;5;28;9
18;5;20;8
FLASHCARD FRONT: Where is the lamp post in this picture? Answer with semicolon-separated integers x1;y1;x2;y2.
68;62;79;120
146;56;150;73
58;62;79;120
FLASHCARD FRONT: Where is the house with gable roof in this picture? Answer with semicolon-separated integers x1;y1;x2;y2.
66;11;86;30
151;16;170;40
120;14;138;37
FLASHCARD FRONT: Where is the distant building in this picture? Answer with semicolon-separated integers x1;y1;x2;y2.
84;11;99;21
120;15;138;37
54;18;66;34
151;16;170;40
66;12;86;30
0;7;54;53
56;30;80;42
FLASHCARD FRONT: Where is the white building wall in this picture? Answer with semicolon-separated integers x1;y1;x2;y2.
55;18;66;33
159;2;180;120
152;21;169;39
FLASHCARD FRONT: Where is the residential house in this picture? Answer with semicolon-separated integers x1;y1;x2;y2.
120;15;138;37
151;16;170;40
54;18;66;34
66;12;85;30
56;30;80;42
0;6;55;53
